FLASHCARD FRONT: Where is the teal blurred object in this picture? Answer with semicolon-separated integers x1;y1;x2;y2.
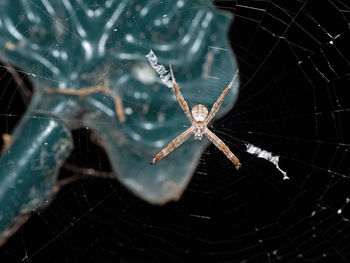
0;0;238;243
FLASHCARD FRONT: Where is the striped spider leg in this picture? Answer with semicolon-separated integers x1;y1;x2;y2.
152;66;241;169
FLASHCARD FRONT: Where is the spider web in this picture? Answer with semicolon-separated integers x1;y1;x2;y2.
1;0;350;262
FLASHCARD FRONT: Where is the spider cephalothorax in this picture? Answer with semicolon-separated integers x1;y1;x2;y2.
151;66;241;169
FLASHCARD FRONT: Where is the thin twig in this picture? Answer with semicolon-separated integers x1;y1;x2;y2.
45;81;125;122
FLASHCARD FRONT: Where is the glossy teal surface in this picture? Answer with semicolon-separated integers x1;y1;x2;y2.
0;114;73;243
0;0;238;242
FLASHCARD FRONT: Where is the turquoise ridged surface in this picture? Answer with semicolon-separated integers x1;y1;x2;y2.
0;0;238;243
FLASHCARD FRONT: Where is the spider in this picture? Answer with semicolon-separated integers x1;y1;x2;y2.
151;65;241;169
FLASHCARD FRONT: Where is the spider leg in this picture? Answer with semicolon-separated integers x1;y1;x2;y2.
205;129;241;169
169;65;194;122
206;69;239;124
151;127;193;164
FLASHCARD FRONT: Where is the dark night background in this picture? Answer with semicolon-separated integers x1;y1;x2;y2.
1;0;350;262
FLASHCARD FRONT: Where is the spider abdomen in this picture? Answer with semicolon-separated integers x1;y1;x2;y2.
191;104;208;122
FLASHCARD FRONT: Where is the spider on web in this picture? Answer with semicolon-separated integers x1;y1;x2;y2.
151;65;241;169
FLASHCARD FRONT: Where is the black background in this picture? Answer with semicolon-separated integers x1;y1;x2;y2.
1;0;350;262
